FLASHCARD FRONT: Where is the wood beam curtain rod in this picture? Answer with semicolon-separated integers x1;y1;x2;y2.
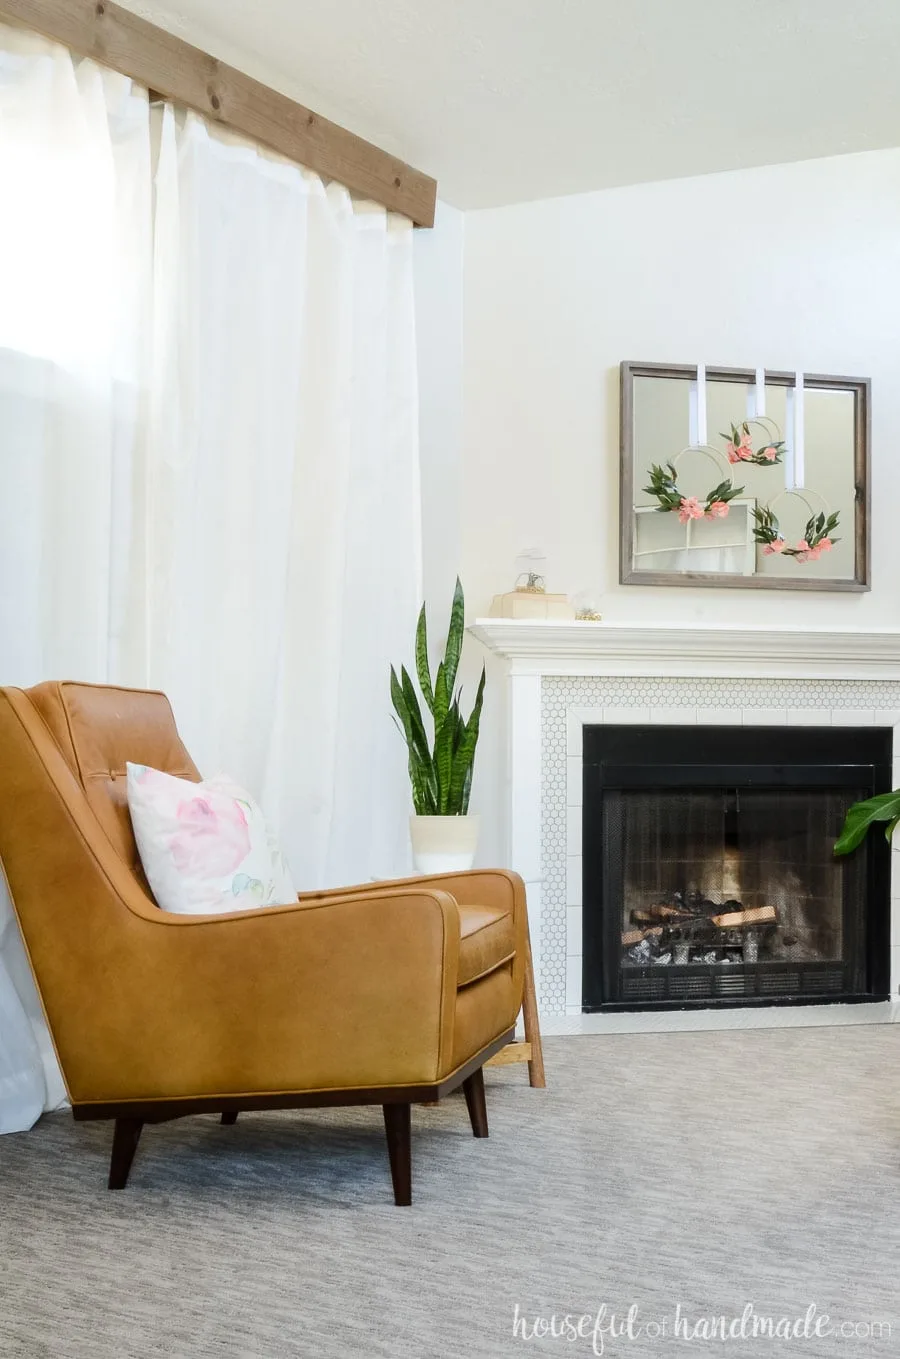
0;0;437;226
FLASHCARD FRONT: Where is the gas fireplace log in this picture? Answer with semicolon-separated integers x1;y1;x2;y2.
631;905;695;925
623;904;778;954
622;926;663;947
710;906;777;929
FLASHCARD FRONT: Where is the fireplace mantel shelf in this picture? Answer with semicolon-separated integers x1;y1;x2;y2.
468;620;900;680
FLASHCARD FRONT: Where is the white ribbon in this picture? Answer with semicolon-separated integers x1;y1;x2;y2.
785;371;805;489
689;362;707;446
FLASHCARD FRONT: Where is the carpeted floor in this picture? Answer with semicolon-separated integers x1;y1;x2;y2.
1;1028;898;1358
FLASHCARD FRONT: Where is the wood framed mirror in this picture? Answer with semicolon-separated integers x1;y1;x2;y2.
619;362;870;591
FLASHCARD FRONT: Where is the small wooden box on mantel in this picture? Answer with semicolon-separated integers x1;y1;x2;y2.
489;591;575;621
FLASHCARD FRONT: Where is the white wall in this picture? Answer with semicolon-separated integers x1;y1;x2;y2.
461;148;900;627
414;199;510;865
415;151;900;869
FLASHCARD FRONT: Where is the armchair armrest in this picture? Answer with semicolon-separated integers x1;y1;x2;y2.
300;867;526;914
300;868;528;1005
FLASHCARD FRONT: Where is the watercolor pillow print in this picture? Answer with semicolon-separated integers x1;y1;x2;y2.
126;763;297;915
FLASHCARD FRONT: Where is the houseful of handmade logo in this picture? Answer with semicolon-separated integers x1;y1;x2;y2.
511;1302;892;1353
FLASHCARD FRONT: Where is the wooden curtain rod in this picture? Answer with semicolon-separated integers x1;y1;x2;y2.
0;0;437;226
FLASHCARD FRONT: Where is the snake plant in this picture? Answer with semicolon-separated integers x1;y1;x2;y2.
390;578;486;816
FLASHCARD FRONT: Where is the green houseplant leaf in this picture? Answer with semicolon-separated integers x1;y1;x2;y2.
834;790;900;855
389;579;484;817
414;603;434;715
390;665;436;815
442;577;466;699
448;666;486;814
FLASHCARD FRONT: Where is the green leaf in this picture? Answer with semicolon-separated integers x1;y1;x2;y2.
400;665;435;796
462;762;474;814
392;671;436;814
448;667;486;814
433;706;455;813
408;747;436;814
448;698;464;754
433;661;450;731
834;791;900;855
442;577;465;700
414;603;434;714
390;666;412;740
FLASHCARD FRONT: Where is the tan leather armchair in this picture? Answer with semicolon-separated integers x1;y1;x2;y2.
0;682;527;1204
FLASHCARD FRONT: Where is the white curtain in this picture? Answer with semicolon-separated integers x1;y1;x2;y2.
0;29;422;1132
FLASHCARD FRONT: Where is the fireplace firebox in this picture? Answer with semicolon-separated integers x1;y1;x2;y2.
582;726;891;1011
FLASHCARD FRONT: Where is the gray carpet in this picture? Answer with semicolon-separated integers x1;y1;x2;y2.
1;1029;898;1358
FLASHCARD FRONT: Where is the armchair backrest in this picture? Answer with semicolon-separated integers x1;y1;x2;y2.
24;681;200;872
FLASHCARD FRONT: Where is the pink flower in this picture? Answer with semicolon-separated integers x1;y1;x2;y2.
818;537;833;552
705;500;730;519
677;496;704;523
762;446;778;461
169;794;250;877
726;438;753;462
806;545;823;561
763;538;786;555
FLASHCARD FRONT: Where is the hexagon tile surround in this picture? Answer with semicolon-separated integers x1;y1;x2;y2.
540;676;900;1015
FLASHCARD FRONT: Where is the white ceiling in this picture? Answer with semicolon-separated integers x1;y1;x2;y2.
126;0;900;209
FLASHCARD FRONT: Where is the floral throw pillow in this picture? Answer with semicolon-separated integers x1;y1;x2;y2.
126;763;297;915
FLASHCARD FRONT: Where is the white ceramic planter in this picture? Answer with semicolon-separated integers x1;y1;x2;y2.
409;814;480;875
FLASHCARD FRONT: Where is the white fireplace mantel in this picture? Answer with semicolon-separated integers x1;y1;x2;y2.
469;619;900;680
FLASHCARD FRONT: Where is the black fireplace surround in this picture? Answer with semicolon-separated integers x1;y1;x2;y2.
582;726;891;1011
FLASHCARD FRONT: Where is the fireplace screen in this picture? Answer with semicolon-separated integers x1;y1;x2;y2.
583;726;891;1010
610;787;863;1002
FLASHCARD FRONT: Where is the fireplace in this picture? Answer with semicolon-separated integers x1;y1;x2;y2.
582;726;892;1010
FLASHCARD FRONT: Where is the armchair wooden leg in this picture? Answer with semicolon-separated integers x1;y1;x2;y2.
522;920;546;1089
462;1067;489;1138
108;1118;143;1190
382;1103;412;1206
221;1111;238;1125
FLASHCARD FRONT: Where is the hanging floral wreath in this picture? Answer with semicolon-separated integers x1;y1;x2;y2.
644;461;744;523
721;421;786;466
752;506;840;561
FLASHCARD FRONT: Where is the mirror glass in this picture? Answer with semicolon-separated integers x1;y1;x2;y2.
622;365;867;590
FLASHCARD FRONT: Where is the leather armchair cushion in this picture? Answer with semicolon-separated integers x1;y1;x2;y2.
457;901;516;987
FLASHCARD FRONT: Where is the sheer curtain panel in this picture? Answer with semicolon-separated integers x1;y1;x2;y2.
146;110;421;889
0;36;422;1133
0;25;151;1133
